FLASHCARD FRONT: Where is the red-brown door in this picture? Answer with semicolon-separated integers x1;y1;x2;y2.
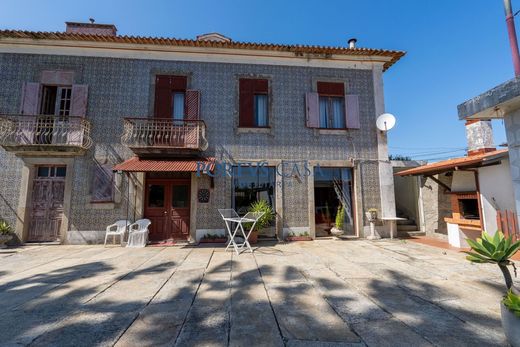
145;178;190;241
28;166;66;242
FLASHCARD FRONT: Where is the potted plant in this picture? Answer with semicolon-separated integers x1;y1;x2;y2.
0;219;13;248
199;233;228;244
331;205;345;236
464;231;520;346
246;200;275;244
285;231;312;242
365;208;378;222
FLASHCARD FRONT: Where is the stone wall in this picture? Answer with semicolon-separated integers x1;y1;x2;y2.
420;174;452;237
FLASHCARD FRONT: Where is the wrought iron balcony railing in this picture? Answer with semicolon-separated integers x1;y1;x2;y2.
0;115;92;155
121;118;208;154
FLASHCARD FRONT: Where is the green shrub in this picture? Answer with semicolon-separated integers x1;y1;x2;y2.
503;290;520;318
335;205;345;230
248;200;275;231
0;220;12;235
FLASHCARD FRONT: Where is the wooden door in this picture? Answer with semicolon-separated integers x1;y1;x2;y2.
145;178;191;241
28;166;66;242
145;181;170;241
170;180;190;239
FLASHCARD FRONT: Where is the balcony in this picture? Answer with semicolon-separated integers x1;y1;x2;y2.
121;118;208;157
0;115;92;156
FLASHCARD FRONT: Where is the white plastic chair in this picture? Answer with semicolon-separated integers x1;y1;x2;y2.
126;219;151;248
104;220;131;247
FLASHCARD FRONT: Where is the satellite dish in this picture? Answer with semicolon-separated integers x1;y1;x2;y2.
376;113;396;132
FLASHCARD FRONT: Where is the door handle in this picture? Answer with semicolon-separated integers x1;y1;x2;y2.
163;211;167;215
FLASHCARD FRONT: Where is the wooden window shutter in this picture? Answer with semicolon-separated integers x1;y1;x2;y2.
20;82;41;115
91;163;114;202
345;94;360;129
70;85;89;117
305;92;319;128
317;82;344;96
185;90;200;120
239;79;254;127
172;76;187;91
154;75;172;118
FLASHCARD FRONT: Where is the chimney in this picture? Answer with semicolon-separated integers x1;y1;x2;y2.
65;21;117;36
348;38;357;49
465;120;496;156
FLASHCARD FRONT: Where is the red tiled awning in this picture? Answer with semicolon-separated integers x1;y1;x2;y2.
113;157;215;172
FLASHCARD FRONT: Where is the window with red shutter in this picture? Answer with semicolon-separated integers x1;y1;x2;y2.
154;75;188;119
316;82;346;129
239;78;269;127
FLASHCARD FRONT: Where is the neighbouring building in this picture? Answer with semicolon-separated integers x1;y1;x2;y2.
0;21;404;244
397;120;517;247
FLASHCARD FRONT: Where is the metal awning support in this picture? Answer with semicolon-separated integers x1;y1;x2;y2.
425;175;452;193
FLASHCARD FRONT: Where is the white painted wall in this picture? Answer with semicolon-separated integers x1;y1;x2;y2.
451;171;477;192
479;159;516;234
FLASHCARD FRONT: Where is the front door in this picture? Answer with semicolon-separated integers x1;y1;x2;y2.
145;178;191;241
28;166;66;242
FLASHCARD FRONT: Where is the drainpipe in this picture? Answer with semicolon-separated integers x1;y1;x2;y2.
504;0;520;76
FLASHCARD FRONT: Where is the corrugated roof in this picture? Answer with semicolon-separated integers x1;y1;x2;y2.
395;149;508;177
0;30;405;71
113;157;215;172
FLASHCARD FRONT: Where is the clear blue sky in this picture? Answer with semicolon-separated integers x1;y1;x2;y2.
1;0;515;161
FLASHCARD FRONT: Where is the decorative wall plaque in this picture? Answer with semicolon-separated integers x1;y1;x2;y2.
198;188;210;203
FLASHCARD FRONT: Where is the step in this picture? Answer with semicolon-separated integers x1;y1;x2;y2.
398;230;426;237
397;219;416;225
397;224;419;232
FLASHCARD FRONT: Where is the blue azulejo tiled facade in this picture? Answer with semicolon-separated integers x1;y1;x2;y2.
0;23;403;244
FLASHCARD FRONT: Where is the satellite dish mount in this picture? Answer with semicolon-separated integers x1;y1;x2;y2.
376;113;396;132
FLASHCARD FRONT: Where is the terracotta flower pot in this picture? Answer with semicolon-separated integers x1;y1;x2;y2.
0;234;12;249
249;230;258;244
501;302;520;347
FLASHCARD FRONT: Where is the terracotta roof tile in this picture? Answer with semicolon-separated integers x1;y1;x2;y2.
0;30;405;71
395;149;508;176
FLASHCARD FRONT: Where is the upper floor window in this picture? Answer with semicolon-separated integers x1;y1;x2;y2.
305;82;360;130
239;78;269;127
154;75;200;120
317;82;345;129
40;86;72;116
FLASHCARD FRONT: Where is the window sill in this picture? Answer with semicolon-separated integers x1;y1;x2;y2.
89;201;116;210
316;128;349;135
236;127;271;134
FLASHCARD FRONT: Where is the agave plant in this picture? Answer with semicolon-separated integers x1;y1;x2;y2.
504;290;520;318
0;220;12;236
464;231;520;294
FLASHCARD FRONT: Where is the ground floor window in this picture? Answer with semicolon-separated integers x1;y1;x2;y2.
232;165;275;215
314;167;354;237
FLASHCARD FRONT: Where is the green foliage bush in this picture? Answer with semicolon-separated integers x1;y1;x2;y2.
503;290;520;318
0;220;12;235
335;205;345;230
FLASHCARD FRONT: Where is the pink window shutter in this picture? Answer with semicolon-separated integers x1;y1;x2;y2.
20;82;41;115
70;85;89;117
345;94;360;129
185;90;200;120
305;92;319;128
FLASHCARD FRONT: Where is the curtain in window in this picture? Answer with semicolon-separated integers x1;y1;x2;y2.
319;97;328;128
172;92;185;120
254;94;268;127
332;97;345;129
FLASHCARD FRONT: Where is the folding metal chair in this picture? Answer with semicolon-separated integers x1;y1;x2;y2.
218;209;264;255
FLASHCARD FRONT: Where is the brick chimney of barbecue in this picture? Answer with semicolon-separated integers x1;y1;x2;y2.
465;120;496;156
65;21;117;36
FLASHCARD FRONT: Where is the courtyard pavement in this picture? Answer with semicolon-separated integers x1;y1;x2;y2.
0;239;517;346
